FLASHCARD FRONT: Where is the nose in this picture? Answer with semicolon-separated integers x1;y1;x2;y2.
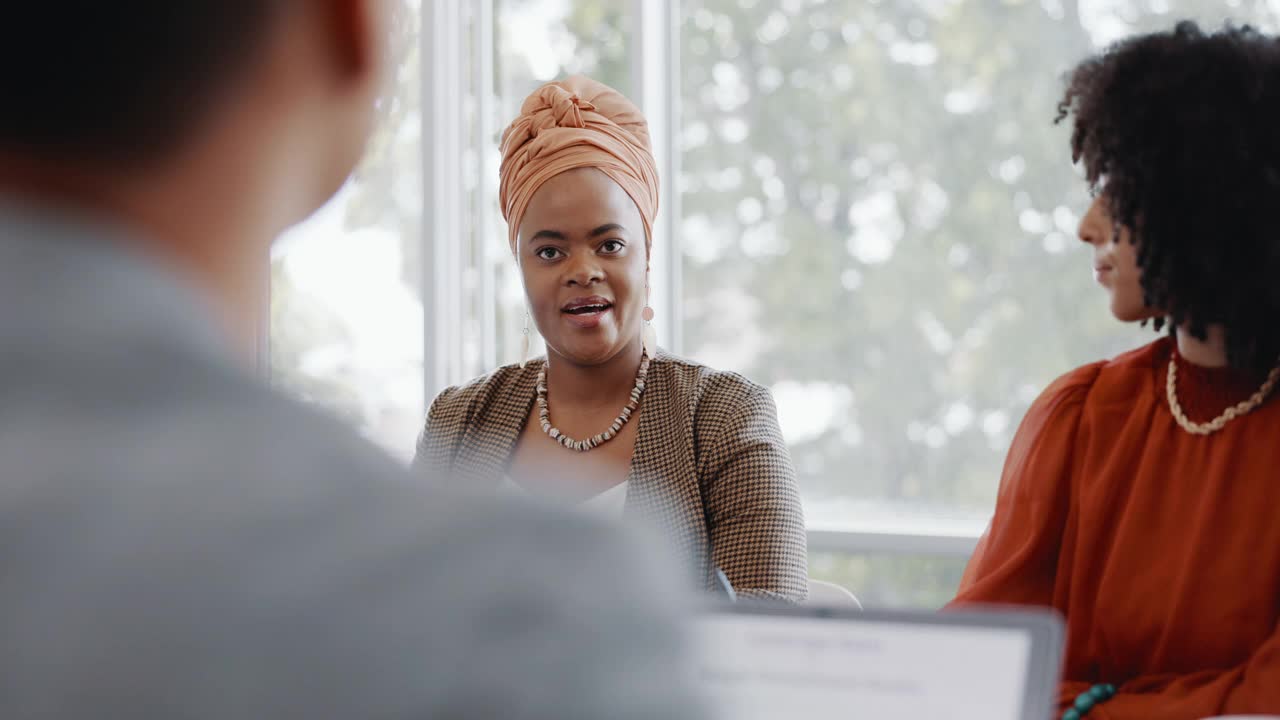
1077;195;1110;248
564;252;603;287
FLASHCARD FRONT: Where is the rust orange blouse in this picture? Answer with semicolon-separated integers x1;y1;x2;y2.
952;337;1280;719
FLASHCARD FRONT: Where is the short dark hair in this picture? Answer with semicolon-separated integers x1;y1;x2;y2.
1056;21;1280;374
0;3;285;167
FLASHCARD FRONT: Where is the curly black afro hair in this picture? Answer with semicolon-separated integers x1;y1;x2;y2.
1056;21;1280;375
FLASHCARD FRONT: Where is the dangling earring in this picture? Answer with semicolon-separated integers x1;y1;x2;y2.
520;310;532;368
642;305;657;358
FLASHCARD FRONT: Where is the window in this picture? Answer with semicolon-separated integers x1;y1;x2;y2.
271;0;1280;606
270;0;423;462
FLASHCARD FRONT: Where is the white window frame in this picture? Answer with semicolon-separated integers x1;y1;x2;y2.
416;0;980;560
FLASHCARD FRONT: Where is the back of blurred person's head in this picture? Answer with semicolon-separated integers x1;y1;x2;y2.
0;1;391;336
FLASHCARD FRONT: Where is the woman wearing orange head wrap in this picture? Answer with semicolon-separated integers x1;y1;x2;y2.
414;76;807;602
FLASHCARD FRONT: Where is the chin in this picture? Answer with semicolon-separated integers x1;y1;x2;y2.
1112;304;1159;324
549;339;623;366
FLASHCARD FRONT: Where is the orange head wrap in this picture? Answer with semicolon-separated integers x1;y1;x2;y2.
498;75;659;255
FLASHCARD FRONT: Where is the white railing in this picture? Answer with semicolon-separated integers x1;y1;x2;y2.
808;529;979;558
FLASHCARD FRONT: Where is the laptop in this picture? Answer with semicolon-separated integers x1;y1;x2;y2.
692;602;1063;720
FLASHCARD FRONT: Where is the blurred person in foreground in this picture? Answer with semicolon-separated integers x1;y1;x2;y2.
951;22;1280;719
413;75;807;602
0;3;706;718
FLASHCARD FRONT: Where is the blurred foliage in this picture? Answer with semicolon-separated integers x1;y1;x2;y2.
810;551;968;609
567;0;1273;514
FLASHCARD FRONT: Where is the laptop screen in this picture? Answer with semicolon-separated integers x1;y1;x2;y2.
694;606;1058;720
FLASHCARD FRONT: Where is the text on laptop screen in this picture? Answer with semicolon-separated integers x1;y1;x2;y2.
694;613;1033;719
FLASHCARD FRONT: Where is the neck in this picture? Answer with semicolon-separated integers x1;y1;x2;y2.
0;155;278;366
1176;324;1229;368
544;338;646;409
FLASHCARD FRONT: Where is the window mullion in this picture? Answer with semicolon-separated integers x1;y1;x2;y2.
422;0;468;403
632;0;683;355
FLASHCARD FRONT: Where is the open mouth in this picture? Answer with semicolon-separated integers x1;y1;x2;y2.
564;303;611;315
561;298;614;315
560;297;614;328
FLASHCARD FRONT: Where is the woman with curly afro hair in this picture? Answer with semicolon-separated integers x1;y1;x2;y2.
951;22;1280;719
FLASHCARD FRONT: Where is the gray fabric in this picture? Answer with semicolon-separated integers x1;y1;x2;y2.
0;198;707;719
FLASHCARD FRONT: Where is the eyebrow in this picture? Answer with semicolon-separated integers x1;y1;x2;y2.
589;223;627;238
528;224;627;243
529;229;567;242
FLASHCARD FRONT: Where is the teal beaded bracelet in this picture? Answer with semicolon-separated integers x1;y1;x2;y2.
1061;683;1116;720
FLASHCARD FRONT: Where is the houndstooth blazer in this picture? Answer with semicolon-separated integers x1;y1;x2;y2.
413;350;808;602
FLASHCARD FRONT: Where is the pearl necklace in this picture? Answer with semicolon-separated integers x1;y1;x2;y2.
536;352;651;452
1166;356;1280;435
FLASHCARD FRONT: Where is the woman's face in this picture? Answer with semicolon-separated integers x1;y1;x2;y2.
517;167;648;366
1078;194;1158;323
